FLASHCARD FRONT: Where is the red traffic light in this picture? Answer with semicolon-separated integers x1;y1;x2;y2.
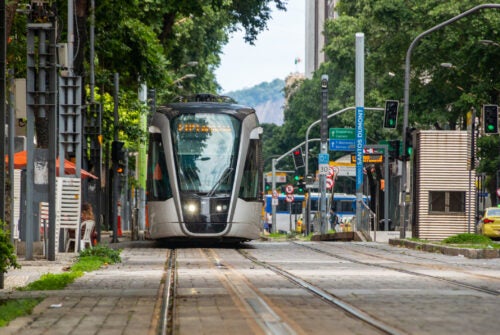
292;147;304;168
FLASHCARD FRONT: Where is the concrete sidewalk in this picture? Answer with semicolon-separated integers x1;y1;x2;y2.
2;231;141;292
1;246;166;335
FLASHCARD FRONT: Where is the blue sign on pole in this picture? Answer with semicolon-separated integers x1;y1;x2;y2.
355;106;365;191
329;139;356;151
318;153;329;165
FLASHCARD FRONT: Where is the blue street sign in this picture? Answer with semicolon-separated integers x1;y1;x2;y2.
329;139;356;151
318;153;329;165
355;106;365;191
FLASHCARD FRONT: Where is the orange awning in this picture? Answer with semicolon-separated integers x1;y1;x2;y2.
5;151;98;179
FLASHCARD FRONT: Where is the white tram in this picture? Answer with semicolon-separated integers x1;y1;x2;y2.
146;94;263;242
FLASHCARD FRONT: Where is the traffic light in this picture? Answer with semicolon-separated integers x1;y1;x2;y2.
383;100;399;128
403;127;415;161
292;147;304;168
111;141;125;162
112;140;126;173
483;105;498;134
388;140;400;160
297;177;306;194
265;182;271;193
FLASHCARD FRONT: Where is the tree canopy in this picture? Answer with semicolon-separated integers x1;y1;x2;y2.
273;0;499;177
6;0;287;152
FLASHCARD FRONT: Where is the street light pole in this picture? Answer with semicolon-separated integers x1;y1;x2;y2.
271;139;321;233
400;3;500;238
319;75;329;234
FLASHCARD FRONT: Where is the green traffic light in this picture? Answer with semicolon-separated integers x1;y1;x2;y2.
389;119;395;125
294;175;300;181
488;124;495;131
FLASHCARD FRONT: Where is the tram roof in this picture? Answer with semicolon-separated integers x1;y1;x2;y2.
158;103;255;120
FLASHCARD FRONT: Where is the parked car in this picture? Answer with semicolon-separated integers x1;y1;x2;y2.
477;207;500;239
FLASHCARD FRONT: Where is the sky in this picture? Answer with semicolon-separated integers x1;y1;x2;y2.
215;1;305;93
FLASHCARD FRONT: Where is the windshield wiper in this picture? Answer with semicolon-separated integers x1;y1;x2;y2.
207;167;234;197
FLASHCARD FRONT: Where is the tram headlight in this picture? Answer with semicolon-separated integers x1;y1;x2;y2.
184;202;198;214
215;204;228;212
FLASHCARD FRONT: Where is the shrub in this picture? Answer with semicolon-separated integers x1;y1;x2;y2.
0;221;20;275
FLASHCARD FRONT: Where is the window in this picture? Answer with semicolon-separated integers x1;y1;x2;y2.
429;191;465;214
172;113;240;194
239;139;261;200
147;133;172;201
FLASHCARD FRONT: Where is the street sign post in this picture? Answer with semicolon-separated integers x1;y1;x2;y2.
318;153;329;175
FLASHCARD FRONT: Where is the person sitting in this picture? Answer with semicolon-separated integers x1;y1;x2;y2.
68;203;96;249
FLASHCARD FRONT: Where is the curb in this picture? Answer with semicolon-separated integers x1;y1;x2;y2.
388;239;500;259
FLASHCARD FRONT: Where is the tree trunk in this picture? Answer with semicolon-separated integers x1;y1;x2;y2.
6;0;20;38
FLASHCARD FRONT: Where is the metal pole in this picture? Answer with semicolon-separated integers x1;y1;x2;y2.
112;73;119;243
355;33;365;231
271;139;321;234
271;158;277;233
0;0;5;224
468;107;476;233
67;0;74;75
319;75;329;234
400;4;500;238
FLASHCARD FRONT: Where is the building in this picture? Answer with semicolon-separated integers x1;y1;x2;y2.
305;0;338;78
412;130;476;240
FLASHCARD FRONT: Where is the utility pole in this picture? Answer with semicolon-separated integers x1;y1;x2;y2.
112;73;120;243
319;75;329;234
355;33;365;231
0;0;6;289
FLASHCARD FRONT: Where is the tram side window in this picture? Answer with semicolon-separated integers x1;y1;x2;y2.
147;133;172;201
239;139;261;201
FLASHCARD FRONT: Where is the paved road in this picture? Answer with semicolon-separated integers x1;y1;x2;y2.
2;240;500;334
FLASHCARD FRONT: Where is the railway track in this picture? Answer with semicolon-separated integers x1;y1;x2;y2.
292;242;500;296
154;241;500;334
157;247;403;335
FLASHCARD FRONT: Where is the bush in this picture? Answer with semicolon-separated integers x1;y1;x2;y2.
0;221;20;275
78;245;121;264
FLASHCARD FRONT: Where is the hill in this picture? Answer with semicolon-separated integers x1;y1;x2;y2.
224;79;285;125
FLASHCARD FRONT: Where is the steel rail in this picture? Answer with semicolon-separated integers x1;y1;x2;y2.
238;250;404;335
293;242;500;296
158;249;177;335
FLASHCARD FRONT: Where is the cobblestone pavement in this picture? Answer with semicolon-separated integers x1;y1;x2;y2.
2;239;500;335
245;241;500;335
1;248;167;335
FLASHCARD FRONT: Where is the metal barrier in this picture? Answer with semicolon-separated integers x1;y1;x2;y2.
355;200;376;236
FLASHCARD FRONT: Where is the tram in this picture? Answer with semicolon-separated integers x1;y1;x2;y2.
146;94;263;242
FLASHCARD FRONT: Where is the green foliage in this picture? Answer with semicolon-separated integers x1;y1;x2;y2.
442;233;493;245
20;272;81;291
0;221;20;274
273;0;500;189
78;245;122;264
0;298;43;328
0;246;121;327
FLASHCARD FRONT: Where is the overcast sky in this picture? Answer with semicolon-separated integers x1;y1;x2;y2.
215;1;305;93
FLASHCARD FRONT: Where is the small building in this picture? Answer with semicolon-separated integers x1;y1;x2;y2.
411;130;476;240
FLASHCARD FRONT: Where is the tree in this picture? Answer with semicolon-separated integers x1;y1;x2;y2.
0;221;20;289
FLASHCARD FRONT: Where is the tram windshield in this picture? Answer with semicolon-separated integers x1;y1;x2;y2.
172;113;240;194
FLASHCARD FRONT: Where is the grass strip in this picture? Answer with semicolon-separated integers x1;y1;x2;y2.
0;246;121;327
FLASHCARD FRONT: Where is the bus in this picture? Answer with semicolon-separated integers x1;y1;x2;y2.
264;193;368;233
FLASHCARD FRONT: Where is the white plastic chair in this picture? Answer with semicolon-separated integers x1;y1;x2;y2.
66;220;95;252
